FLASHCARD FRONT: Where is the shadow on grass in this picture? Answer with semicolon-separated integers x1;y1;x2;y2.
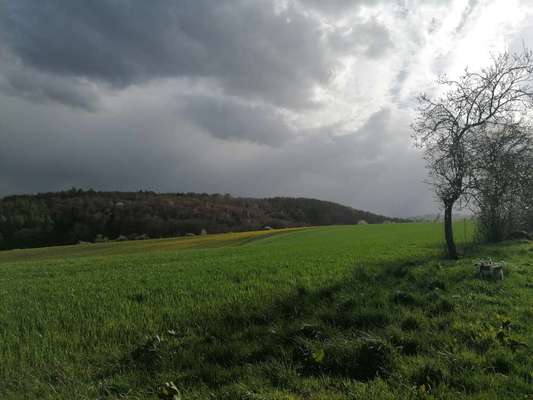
96;242;533;398
94;254;464;395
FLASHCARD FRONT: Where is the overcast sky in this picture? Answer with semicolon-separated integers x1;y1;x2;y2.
1;0;532;217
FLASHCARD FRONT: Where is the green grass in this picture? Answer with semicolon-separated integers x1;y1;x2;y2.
0;223;531;399
0;228;305;264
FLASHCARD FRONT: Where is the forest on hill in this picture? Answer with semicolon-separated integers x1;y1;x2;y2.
0;189;406;250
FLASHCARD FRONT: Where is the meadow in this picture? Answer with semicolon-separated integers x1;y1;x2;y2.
0;223;531;399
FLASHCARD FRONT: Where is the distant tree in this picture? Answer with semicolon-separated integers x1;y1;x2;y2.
412;50;533;258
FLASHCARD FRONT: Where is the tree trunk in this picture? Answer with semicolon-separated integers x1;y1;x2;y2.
444;202;458;259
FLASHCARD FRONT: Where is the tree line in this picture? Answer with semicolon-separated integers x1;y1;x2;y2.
0;190;405;250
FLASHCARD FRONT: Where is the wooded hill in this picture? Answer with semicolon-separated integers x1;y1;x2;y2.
0;189;406;250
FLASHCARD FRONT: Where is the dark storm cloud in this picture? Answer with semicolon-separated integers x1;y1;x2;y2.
0;62;100;111
0;98;432;216
182;96;293;146
1;0;504;217
0;0;331;108
0;94;191;194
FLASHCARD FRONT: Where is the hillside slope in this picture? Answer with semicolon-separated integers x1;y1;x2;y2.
0;190;405;249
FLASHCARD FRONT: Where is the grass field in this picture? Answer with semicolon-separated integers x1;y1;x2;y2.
0;223;532;399
0;228;306;264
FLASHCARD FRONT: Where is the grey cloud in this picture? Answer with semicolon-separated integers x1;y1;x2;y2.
351;108;394;158
300;0;452;16
0;62;100;111
0;95;192;194
389;66;410;104
0;95;435;216
0;0;332;108
329;19;394;59
297;0;379;14
1;0;484;217
182;96;294;147
240;108;433;216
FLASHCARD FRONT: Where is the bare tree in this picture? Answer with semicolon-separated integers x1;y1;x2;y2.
412;50;533;258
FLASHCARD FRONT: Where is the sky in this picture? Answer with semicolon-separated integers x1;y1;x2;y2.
1;0;532;217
